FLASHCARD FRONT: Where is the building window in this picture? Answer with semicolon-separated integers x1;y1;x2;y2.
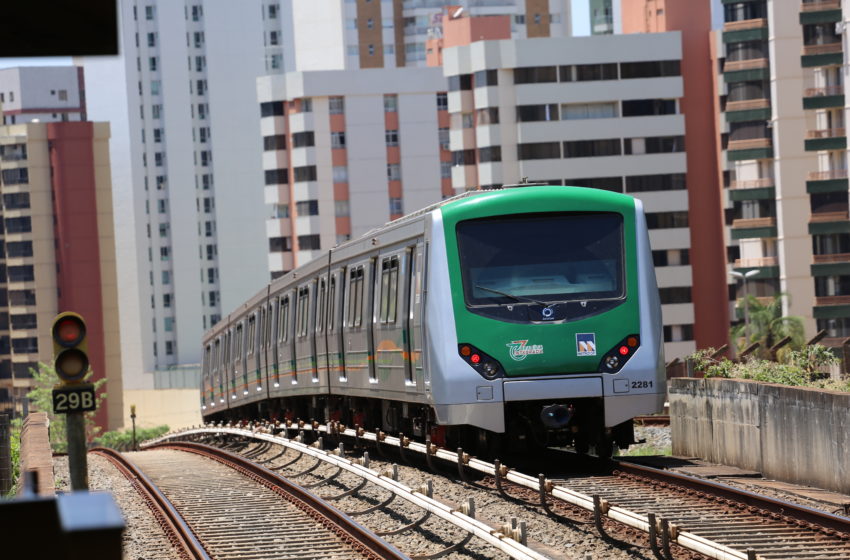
149;57;158;71
387;163;401;181
514;66;557;84
260;101;284;117
2;192;30;209
268;3;278;18
8;265;34;282
436;92;448;111
269;236;291;252
162;270;171;284
517;142;561;160
659;287;692;304
298;234;321;250
331;132;346;148
448;74;472;91
561;102;618;120
159;223;169;237
438;128;449;149
4;217;32;233
452;149;476;166
335;200;350;217
516;104;559;122
477;107;499;125
329;96;345;114
265;168;288;185
163;294;172;308
152;104;162;119
620;60;680;79
564;177;623;191
269;30;279;45
145;5;155;20
157;199;168;213
153;128;163;142
440;161;452;178
10;314;37;329
165;341;174;355
293;165;317;182
160;247;170;260
625;173;686;193
622;99;677;117
332;166;348;182
461;113;474;128
478;146;502;163
560;63;618;82
263;134;286;150
292;131;315;148
301;98;313;112
385;129;399;146
646;211;689;229
295;200;319;216
147;32;156;47
154;152;165;166
384;94;397;112
1;168;28;185
563;139;622;158
389;198;403;215
624;135;685;155
368;44;375;56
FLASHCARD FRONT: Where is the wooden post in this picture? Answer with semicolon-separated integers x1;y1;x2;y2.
66;411;88;491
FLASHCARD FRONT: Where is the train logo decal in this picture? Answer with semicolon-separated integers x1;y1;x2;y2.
541;306;554;320
576;333;597;356
506;339;544;361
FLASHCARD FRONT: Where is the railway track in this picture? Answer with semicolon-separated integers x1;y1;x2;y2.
149;423;850;560
93;443;406;560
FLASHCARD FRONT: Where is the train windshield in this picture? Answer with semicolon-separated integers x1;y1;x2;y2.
456;212;624;309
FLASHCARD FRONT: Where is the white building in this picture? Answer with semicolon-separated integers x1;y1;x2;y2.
442;32;697;357
0;66;86;124
257;67;448;276
78;0;278;380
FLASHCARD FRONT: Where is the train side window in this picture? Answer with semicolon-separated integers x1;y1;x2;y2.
223;331;231;370
297;286;310;337
328;276;336;331
234;323;243;360
259;308;266;350
247;314;256;355
380;256;400;324
204;344;212;376
265;304;273;348
212;340;219;373
348;267;364;328
317;278;327;333
279;296;290;341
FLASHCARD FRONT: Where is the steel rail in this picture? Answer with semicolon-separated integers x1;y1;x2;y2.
90;447;212;560
152;423;850;560
147;441;409;560
149;428;549;560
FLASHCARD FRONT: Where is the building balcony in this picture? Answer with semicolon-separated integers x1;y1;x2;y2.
731;217;778;240
734;256;778;268
810;210;849;223
805;128;847;151
803;43;843;55
816;295;850;306
723;18;767;31
724;58;768;72
802;42;843;67
813;253;850;264
730;178;774;189
726;99;770;112
807;169;850;193
803;85;845;109
727;137;774;161
801;0;841;12
728;138;772;151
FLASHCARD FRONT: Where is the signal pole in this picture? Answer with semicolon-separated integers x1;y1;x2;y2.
51;312;96;491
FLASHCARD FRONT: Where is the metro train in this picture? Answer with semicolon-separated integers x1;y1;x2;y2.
200;183;665;456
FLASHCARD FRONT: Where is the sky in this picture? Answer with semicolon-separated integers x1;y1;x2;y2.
0;56;73;70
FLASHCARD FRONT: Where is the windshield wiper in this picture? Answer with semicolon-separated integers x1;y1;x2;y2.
474;284;550;307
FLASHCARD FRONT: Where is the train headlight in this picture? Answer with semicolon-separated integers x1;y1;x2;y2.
458;343;504;380
598;334;640;373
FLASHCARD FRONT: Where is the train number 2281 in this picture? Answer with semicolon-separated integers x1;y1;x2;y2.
631;380;653;389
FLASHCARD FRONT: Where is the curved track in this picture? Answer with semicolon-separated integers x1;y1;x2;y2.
95;443;405;560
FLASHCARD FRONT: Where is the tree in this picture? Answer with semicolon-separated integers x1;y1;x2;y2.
730;293;805;359
25;363;106;453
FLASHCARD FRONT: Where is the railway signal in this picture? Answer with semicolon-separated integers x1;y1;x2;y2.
51;311;96;490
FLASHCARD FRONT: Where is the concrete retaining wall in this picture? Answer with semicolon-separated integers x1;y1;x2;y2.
669;378;850;494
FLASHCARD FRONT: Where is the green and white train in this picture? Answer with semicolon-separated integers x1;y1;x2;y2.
201;184;665;456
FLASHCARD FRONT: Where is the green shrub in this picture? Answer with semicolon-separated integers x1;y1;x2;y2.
93;425;169;450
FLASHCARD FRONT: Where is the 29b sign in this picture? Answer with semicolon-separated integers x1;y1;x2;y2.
52;383;96;413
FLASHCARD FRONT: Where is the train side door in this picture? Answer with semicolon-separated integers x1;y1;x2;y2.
315;275;330;384
276;292;295;384
327;268;345;380
342;262;369;383
408;241;426;386
294;283;316;384
375;251;405;386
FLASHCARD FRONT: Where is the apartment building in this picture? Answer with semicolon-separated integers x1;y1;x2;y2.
286;0;573;72
441;30;703;357
0;120;123;429
718;0;827;338
0;66;86;124
257;67;448;276
79;1;279;377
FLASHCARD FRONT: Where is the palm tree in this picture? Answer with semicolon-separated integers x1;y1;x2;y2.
730;293;805;358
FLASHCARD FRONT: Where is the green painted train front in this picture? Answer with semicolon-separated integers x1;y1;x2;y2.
426;186;664;452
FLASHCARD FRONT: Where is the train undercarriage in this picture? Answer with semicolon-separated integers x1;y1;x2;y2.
205;394;636;458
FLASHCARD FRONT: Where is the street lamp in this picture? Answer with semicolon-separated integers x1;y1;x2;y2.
730;269;759;343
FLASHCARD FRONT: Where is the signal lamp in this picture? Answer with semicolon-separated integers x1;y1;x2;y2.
457;343;504;380
471;354;481;364
460;345;471;357
619;346;629;356
598;334;640;374
52;312;90;383
627;336;638;347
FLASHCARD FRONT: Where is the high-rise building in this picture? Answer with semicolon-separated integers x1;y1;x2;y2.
590;0;615;34
0;102;122;428
0;66;87;125
257;67;448;276
621;0;731;352
79;1;277;378
717;0;827;339
441;24;703;357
